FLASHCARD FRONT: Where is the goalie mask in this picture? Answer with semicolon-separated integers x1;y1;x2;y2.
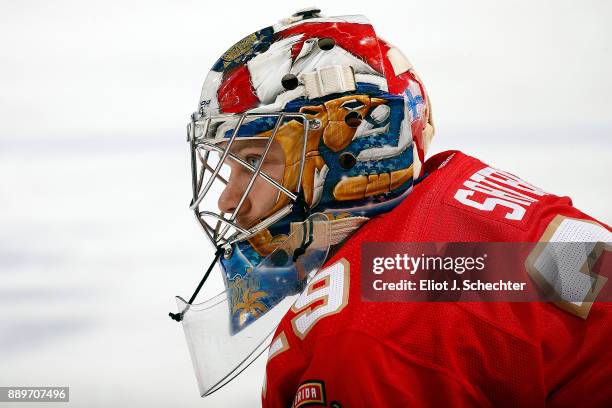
170;8;434;396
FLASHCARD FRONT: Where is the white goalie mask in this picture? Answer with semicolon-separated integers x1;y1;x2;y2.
169;7;433;397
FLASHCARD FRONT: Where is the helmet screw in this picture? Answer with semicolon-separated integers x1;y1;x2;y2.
317;38;336;51
223;246;233;259
292;7;321;20
281;74;299;90
338;152;357;169
308;118;321;130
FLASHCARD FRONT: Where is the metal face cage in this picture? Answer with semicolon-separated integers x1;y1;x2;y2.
187;111;311;250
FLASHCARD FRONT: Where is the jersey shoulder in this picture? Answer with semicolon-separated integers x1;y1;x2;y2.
400;150;610;241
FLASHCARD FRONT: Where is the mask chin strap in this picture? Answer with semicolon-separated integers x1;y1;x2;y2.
291;191;313;262
169;247;225;322
170;192;315;322
292;217;314;262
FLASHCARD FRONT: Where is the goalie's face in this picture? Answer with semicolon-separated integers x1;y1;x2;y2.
217;139;285;229
189;112;309;248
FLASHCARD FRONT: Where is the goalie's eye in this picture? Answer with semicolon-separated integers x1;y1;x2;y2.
245;155;262;168
340;99;365;111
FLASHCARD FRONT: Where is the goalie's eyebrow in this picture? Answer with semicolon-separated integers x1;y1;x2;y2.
220;139;269;154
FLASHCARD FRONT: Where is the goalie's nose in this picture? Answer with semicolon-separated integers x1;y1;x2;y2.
218;174;251;216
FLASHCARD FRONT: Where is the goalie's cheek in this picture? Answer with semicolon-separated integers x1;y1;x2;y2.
218;168;253;215
250;167;285;214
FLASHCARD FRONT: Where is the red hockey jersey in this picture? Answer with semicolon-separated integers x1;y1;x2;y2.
262;150;611;408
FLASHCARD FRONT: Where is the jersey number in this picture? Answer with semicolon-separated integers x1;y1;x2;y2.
291;259;350;339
